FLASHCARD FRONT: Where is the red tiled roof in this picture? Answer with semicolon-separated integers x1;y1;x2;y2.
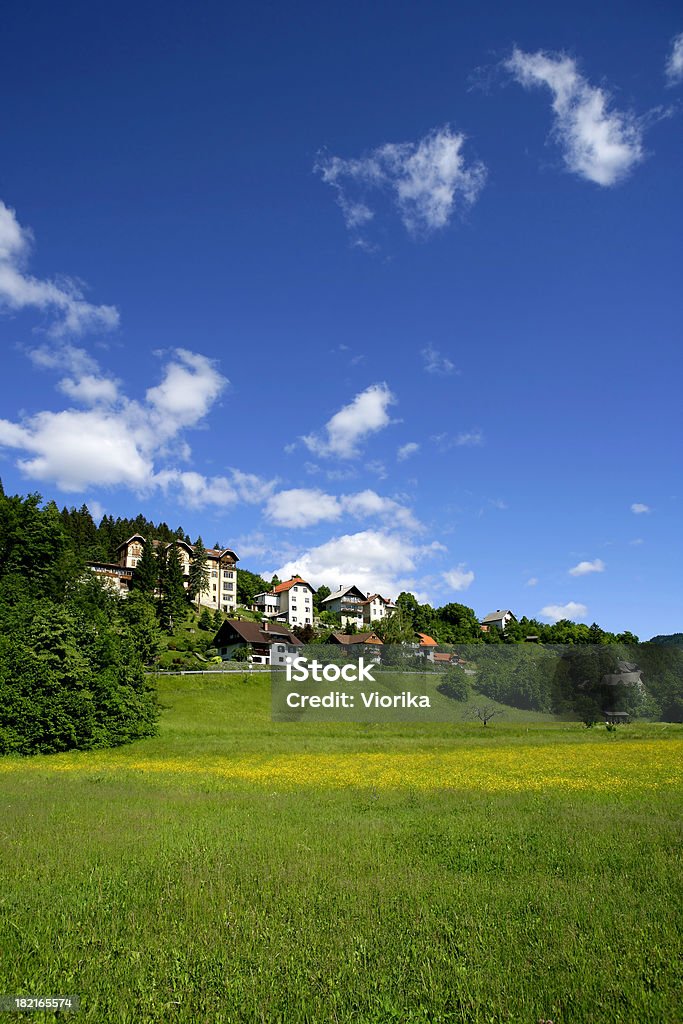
417;632;438;646
433;652;453;662
272;576;313;594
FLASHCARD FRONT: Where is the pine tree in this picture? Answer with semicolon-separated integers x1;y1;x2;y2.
188;536;210;611
130;538;158;597
212;608;223;631
160;542;187;632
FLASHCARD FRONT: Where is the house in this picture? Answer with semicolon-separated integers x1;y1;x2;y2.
415;632;439;662
253;576;316;627
361;594;397;625
212;619;303;666
480;609;517;633
328;631;384;648
321;584;367;629
91;534;239;611
603;710;631;725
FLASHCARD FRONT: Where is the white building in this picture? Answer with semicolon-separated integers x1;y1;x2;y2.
321;584;367;629
254;576;315;627
480;609;517;633
361;593;397;625
104;534;239;612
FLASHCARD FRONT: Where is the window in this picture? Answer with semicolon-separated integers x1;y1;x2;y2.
212;571;218;578
293;586;299;591
213;584;217;591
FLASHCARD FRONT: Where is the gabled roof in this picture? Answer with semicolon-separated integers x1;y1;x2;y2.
361;593;391;606
213;619;303;647
329;632;384;645
322;584;367;603
272;576;315;594
416;632;438;647
116;535;238;562
481;609;516;623
433;652;454;662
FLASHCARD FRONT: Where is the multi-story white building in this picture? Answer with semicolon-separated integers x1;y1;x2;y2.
361;593;397;625
321;584;367;629
254;576;315;627
90;535;239;612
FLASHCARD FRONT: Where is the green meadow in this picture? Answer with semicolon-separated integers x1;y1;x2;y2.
1;673;681;1024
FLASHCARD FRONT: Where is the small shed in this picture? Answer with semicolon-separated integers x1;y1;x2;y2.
603;710;631;725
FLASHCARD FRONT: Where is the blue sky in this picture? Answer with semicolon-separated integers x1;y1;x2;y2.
0;0;681;638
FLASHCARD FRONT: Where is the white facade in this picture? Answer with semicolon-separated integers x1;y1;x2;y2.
322;585;366;629
276;581;314;627
362;594;396;624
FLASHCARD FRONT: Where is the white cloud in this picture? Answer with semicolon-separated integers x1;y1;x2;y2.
631;503;651;514
540;601;588;622
0;347;242;500
302;383;396;459
0;200;119;336
526;577;539;587
265;488;343;528
315;126;486;238
442;565;475;591
146;349;227;434
505;48;644;185
28;342;120;406
0;408;153;492
568;558;605;576
629;538;644;546
422;344;456;375
153;469;276;509
264;486;420;531
271;529;435;598
665;33;683;85
397;441;420;461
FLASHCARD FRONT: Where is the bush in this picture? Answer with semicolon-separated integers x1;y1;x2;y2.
0;604;159;756
437;671;470;702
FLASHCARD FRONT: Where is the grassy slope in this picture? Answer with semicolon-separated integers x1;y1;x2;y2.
0;674;681;1024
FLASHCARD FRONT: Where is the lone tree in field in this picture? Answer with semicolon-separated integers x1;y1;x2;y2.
471;704;502;726
188;536;210;611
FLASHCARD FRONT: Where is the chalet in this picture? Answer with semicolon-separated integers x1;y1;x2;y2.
89;534;239;611
321;584;367;629
480;609;517;633
212;619;303;666
328;631;384;648
361;594;397;625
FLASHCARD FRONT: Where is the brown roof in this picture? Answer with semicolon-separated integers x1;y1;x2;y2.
213;619;303;647
417;632;438;647
272;576;314;594
330;632;384;645
433;652;454;662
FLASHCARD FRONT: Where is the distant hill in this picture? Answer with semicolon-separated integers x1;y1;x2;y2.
648;633;683;646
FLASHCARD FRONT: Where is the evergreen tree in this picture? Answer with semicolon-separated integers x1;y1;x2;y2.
188;536;210;610
160;542;187;631
130;538;158;597
212;608;223;631
198;608;213;631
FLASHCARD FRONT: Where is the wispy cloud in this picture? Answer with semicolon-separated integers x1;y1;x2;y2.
540;601;588;622
0;200;119;336
421;344;457;375
665;32;683;86
432;429;484;451
526;577;539;587
631;502;651;514
315;126;486;240
505;48;644;186
302;383;396;459
397;441;420;461
442;564;475;591
568;558;605;576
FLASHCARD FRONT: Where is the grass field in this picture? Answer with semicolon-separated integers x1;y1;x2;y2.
1;673;682;1024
